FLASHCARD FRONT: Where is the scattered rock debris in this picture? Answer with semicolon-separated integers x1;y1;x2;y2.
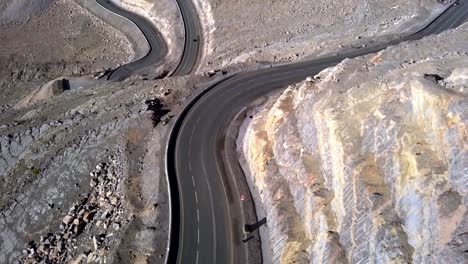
20;156;127;264
154;70;170;79
424;73;445;82
145;98;170;127
203;69;227;77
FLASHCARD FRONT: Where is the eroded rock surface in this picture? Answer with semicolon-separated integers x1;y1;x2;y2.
240;23;468;263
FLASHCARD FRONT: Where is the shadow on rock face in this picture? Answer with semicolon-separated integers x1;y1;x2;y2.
145;98;170;127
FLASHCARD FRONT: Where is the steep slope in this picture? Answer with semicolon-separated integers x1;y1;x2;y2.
0;0;141;110
240;23;468;263
198;0;448;73
0;73;211;263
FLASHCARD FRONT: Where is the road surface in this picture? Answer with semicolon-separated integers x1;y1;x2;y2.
167;2;468;264
95;0;202;81
171;0;204;76
95;0;167;81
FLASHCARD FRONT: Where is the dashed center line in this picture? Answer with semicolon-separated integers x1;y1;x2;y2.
187;119;202;263
191;175;196;186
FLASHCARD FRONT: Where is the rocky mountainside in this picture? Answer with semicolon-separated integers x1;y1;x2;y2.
0;0;140;111
0;73;209;263
198;0;448;73
240;23;468;263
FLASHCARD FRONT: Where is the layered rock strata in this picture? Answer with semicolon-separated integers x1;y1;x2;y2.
240;24;468;263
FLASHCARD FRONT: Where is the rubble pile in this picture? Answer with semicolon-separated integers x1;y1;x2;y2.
20;156;127;263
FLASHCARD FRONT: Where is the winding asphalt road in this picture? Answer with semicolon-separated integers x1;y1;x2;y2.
95;0;167;81
95;0;202;81
167;1;468;264
171;0;203;76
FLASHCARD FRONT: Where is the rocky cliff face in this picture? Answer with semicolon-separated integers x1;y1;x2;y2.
240;23;468;263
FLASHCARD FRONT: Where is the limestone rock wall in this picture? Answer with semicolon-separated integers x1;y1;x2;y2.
240;23;468;263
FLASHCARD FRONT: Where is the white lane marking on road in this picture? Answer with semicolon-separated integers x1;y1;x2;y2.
196;219;200;264
293;68;306;73
189;129;195;145
188;117;200;149
187;116;204;263
447;6;468;29
438;5;464;32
